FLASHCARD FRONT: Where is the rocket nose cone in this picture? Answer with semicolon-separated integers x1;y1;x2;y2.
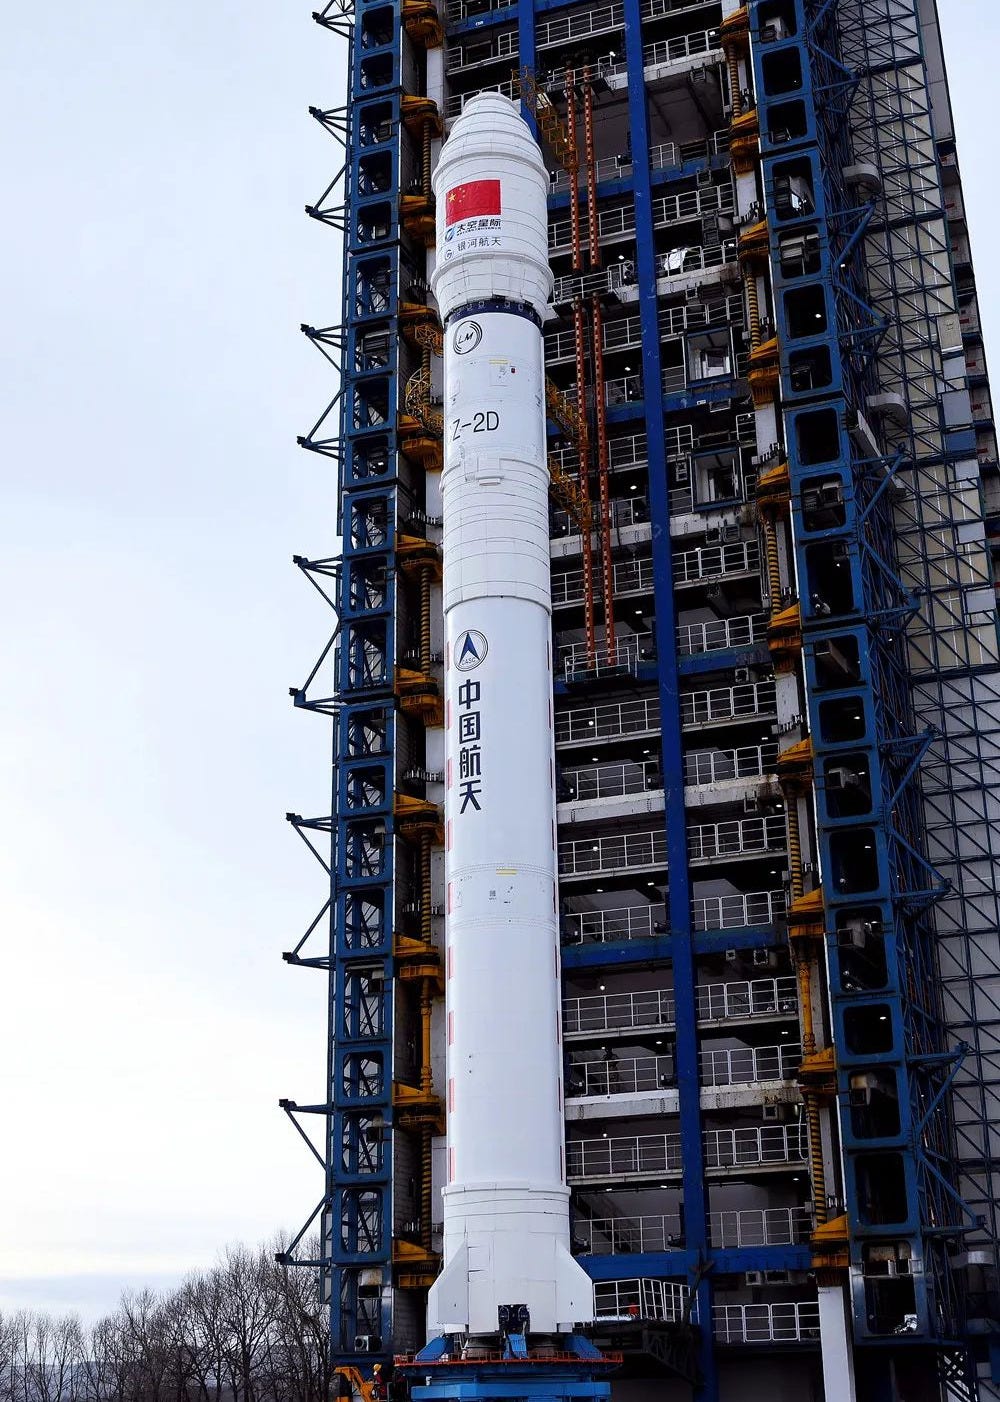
433;92;549;194
456;91;522;122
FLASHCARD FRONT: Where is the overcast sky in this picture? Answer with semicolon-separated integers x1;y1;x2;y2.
0;2;996;1324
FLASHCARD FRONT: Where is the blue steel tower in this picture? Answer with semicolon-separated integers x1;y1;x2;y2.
286;0;1000;1398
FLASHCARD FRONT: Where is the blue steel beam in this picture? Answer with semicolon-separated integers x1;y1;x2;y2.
620;6;716;1396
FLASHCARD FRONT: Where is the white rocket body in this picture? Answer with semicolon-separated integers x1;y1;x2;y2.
426;93;595;1338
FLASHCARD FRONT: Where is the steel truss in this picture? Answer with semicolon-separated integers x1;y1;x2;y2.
750;0;1000;1388
833;0;1000;1363
287;0;417;1372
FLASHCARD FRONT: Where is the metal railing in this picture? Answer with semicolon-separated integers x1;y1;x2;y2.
563;373;644;409
549;28;721;90
446;0;514;20
669;482;697;515
551;494;648;539
677;614;768;656
559;827;666;877
696;976;798;1023
595;1278;691;1324
655;183;734;230
567;1132;683;1179
551;131;729;190
561;895;786;945
555;695;661;746
570;1124;805;1180
550;202;634;253
578;1214;684;1255
673;539;759;585
446;79;520;119
550;429;695;477
713;1301;821;1345
661;290;743;334
547;313;641;361
568;1053;675;1096
553;556;653;607
699;1042;801;1087
684;742;778;786
703;1123;806;1170
688;814;786;863
561;903;667;945
640;27;722;70
549;183;733;254
691;889;786;931
446;28;518;73
642;0;723;18
561;758;661;802
545;296;742;363
536;0;623;46
662;363;687;394
655;241;739;282
552;265;630;304
680;680;777;728
557;631;656;678
708;1207;812;1250
564;988;675;1036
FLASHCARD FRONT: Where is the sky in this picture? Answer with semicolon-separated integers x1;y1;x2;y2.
0;0;997;1326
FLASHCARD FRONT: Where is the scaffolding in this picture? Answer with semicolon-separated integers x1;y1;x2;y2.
287;0;1000;1396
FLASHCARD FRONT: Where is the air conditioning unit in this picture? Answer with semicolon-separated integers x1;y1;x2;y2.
841;917;880;948
764;1270;791;1285
745;1271;764;1287
735;666;751;683
814;638;858;681
762;1104;782;1122
354;1335;382;1353
753;948;776;968
849;1073;880;1107
725;948;739;964
827;765;863;792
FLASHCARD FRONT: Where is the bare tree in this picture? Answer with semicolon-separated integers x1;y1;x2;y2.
2;1236;331;1402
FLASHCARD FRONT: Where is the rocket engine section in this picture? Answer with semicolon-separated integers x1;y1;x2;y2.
426;93;595;1339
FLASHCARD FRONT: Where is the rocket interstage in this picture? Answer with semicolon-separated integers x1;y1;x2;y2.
426;93;596;1339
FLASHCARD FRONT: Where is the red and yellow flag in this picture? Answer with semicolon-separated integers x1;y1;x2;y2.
445;179;501;225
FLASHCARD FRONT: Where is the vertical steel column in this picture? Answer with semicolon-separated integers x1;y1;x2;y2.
573;299;598;668
621;6;715;1396
590;293;616;656
581;68;600;274
564;70;583;275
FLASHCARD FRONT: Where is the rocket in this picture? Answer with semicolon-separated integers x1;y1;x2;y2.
426;93;596;1339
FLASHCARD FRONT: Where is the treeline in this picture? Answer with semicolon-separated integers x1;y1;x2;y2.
0;1242;334;1402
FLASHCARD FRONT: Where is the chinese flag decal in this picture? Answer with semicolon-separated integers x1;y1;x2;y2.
445;179;502;225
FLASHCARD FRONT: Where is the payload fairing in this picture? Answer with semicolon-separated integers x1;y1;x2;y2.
425;92;596;1340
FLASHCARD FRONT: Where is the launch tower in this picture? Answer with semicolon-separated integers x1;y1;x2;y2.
285;0;1000;1398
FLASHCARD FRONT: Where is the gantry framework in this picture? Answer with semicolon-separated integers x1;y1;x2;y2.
283;0;1000;1397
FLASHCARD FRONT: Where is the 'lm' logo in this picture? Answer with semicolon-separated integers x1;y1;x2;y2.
454;630;488;671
